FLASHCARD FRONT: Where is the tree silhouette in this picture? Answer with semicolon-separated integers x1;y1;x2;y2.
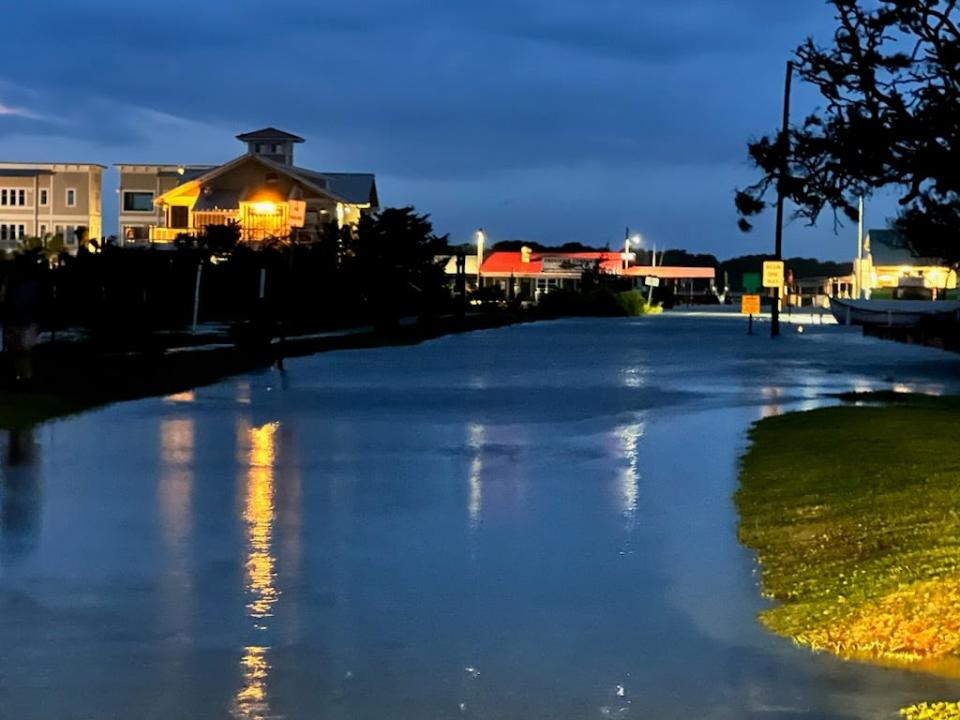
349;207;449;324
737;0;960;265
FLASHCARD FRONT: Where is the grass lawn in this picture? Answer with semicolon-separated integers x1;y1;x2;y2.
737;394;960;719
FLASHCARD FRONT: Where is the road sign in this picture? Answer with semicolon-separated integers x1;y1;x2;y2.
762;261;785;288
742;272;761;293
741;294;761;315
288;200;307;228
644;276;661;288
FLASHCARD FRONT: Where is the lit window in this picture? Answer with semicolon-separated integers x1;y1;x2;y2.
66;188;77;207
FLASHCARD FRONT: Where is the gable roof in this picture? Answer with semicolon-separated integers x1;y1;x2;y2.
155;152;342;206
236;128;304;143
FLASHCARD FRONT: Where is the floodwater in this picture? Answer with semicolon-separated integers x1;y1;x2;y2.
2;315;960;719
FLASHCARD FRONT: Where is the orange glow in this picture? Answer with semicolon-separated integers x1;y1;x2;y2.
233;645;271;719
250;201;278;215
244;421;280;623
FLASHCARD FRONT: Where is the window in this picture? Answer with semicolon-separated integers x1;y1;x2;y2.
0;188;27;206
40;224;47;236
256;144;265;153
39;188;48;206
123;191;154;212
272;143;282;153
0;225;25;241
66;188;76;207
124;225;149;241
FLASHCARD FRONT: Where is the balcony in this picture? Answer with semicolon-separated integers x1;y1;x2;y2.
149;227;188;243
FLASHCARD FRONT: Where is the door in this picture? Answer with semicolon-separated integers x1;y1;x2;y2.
170;206;189;229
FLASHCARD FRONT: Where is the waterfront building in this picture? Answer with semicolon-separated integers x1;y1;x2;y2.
118;128;378;245
475;249;716;300
0;162;104;251
115;164;215;244
857;229;957;298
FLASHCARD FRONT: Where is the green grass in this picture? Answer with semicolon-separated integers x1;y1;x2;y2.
737;395;960;716
737;396;960;657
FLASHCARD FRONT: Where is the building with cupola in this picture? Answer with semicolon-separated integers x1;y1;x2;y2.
116;128;379;245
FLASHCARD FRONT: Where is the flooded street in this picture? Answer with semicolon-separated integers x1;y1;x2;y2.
3;315;960;719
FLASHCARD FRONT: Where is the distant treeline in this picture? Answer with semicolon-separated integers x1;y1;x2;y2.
488;242;853;289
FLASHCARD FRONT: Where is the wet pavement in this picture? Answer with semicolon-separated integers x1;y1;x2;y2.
2;315;960;719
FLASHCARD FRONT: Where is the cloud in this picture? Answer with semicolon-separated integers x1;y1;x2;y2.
0;0;853;257
0;103;45;120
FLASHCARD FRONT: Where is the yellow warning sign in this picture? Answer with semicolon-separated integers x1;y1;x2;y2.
762;261;785;288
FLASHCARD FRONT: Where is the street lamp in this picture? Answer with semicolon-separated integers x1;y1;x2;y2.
624;233;642;270
475;228;485;288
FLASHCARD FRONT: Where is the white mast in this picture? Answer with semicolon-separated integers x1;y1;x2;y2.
857;196;865;299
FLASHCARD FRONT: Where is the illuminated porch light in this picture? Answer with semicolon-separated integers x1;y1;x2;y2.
251;201;278;215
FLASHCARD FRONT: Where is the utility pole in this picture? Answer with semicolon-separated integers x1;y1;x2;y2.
772;60;793;339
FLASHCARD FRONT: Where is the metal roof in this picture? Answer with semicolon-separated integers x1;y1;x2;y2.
292;168;378;205
236;128;305;143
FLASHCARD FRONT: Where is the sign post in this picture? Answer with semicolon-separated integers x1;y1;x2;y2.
742;294;761;335
644;275;660;304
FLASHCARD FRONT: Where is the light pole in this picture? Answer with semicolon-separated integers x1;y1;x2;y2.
624;232;641;270
475;228;485;289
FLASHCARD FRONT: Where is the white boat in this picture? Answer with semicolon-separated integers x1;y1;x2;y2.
829;297;960;327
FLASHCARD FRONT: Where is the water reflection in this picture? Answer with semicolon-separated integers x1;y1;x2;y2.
244;422;280;624
164;390;196;404
616;422;644;522
159;419;194;548
232;420;282;720
467;423;485;530
234;645;271;720
158;418;195;644
759;386;785;419
237;381;252;406
621;366;648;389
0;428;40;563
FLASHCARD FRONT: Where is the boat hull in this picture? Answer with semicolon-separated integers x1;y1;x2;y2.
829;298;960;327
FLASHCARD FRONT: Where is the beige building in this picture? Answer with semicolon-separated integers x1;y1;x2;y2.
0;162;104;251
115;164;214;243
120;128;378;245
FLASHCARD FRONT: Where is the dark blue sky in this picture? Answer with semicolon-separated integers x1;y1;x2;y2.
0;1;895;259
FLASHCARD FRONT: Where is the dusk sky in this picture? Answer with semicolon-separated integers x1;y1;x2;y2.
0;1;898;260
